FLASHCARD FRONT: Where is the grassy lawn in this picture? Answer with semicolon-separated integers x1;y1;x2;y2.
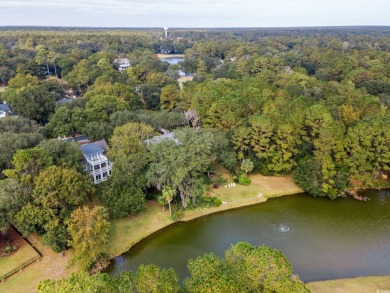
307;276;390;293
210;164;302;201
210;183;260;202
107;201;174;257
0;245;39;279
0;87;7;93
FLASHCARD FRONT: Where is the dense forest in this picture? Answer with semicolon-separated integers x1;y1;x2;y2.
0;27;389;290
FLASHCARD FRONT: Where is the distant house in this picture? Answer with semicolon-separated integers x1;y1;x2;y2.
55;98;74;106
0;103;12;119
114;58;131;72
80;140;113;184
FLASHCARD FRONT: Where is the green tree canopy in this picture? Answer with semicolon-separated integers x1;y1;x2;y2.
99;154;146;218
67;206;110;270
184;242;309;293
109;122;155;161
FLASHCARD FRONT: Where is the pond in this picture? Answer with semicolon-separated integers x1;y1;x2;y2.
159;56;187;77
159;56;184;65
106;190;390;282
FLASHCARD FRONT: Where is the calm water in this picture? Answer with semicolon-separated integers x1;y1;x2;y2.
106;190;390;282
159;57;184;65
159;57;186;76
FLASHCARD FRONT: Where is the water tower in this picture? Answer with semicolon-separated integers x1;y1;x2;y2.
164;26;168;39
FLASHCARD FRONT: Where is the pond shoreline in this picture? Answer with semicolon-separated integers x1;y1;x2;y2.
107;174;303;259
109;190;301;260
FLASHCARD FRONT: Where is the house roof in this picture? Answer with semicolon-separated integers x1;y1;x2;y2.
145;132;179;145
95;139;109;151
80;142;105;156
115;58;131;66
64;135;89;143
55;98;74;106
0;103;12;112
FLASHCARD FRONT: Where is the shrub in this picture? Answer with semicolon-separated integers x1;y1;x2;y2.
211;176;227;186
238;176;251;185
213;198;222;206
171;210;184;221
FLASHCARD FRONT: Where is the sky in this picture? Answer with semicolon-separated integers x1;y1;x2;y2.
0;0;389;28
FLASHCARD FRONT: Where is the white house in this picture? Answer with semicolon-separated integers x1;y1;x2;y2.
80;140;113;184
114;58;131;72
0;103;12;119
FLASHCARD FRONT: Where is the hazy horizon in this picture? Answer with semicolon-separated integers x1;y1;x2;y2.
0;0;389;28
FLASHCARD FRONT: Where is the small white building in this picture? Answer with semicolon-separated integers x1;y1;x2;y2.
114;58;131;72
80;140;113;184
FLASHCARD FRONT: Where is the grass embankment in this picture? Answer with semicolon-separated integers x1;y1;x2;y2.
307;276;390;293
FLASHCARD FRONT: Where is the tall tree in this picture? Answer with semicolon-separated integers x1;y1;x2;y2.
3;85;57;123
0;179;31;233
160;84;180;111
146;128;228;208
46;106;87;138
109;122;155;161
67;206;110;270
162;185;176;216
3;148;46;184
134;265;179;293
85;95;130;122
184;242;309;293
15;165;90;251
99;154;146;218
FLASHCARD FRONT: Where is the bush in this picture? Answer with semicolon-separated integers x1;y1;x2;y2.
238;176;251;185
202;196;212;203
171;210;184;221
198;196;223;207
213;198;222;206
211;176;227;186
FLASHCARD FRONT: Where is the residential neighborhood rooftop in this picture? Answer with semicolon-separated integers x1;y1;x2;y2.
0;103;12;112
80;142;105;156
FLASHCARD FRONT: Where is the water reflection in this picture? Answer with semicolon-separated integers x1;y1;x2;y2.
273;223;291;233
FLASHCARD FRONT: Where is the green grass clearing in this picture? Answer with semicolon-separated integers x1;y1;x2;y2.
107;201;174;257
210;184;260;202
307;275;390;293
